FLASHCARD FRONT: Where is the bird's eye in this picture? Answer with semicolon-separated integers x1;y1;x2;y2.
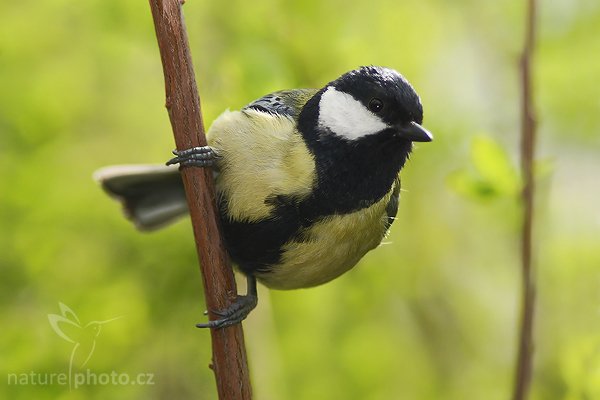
368;98;384;113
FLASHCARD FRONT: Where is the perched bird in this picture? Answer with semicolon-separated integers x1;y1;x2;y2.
94;66;432;328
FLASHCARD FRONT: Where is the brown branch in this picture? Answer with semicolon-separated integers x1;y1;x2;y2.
147;1;252;398
513;0;537;399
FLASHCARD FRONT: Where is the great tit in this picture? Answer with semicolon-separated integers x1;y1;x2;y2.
94;66;432;328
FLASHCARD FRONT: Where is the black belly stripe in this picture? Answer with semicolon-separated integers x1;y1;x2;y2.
220;196;303;275
221;219;292;274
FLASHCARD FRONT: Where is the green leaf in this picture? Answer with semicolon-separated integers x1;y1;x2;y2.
471;136;520;196
447;135;520;201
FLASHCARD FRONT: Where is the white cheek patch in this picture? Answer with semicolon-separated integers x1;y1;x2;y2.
318;86;389;140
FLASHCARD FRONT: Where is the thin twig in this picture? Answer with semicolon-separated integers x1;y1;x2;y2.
513;0;537;399
147;1;253;398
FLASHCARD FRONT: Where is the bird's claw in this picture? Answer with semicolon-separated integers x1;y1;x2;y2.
166;146;217;168
196;295;258;329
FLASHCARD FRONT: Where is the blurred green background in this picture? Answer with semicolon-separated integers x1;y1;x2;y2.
1;0;599;399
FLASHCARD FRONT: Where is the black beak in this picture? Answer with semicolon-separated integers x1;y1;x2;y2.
396;121;433;142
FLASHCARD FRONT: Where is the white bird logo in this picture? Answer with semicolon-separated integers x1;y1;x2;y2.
48;302;120;385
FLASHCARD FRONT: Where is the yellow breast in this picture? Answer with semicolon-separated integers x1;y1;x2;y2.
256;190;394;290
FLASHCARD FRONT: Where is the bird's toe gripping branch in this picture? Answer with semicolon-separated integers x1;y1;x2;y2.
166;146;218;168
197;275;258;329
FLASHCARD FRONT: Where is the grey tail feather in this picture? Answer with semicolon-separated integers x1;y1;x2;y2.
93;164;188;231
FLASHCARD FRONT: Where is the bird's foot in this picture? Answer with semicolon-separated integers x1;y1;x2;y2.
166;146;218;168
196;294;258;329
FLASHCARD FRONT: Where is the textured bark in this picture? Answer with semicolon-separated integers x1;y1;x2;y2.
148;1;252;398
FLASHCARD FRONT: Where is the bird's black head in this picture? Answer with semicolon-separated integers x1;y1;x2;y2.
315;66;432;143
296;66;432;213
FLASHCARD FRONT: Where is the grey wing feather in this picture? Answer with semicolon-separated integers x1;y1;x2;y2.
243;89;318;119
